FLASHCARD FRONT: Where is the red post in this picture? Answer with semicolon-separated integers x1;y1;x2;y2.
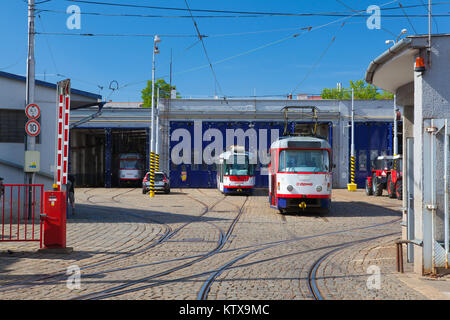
42;191;67;249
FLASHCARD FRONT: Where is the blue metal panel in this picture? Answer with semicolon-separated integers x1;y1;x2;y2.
351;122;393;188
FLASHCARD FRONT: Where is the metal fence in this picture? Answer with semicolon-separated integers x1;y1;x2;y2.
0;184;43;247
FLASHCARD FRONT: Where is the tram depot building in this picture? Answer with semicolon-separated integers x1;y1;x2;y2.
68;98;399;190
0;71;101;190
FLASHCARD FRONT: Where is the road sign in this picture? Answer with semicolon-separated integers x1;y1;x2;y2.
25;120;40;136
25;103;40;120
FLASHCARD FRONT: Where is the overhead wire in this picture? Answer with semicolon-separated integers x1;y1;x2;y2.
183;0;223;96
60;0;450;17
398;2;418;34
419;0;440;33
290;22;347;95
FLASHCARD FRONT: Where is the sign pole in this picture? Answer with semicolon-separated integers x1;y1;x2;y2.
25;0;36;218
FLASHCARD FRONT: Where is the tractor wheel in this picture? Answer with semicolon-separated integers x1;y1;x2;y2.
365;179;373;196
395;181;403;200
387;175;396;198
373;174;383;196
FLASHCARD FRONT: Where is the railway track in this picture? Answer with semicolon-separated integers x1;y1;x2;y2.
71;191;249;300
196;217;401;300
0;188;227;293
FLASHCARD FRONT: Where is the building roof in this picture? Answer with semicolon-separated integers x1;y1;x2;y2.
0;71;102;100
365;34;450;92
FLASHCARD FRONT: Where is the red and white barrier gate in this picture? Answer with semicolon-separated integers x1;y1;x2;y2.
55;79;71;190
0;184;44;248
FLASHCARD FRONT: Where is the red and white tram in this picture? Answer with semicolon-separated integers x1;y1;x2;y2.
268;135;332;213
216;146;255;194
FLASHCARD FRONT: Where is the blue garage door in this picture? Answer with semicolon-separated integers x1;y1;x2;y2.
352;122;393;188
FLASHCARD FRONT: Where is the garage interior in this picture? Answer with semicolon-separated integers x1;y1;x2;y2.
70;128;149;187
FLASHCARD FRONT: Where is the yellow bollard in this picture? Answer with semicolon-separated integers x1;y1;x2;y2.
149;151;156;198
347;155;357;191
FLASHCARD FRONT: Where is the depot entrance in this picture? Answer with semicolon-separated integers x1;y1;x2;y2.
70;128;149;187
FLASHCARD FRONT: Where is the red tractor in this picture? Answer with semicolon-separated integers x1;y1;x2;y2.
365;155;402;200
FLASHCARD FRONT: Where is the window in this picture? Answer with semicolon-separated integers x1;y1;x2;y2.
0;109;40;143
278;149;330;173
224;155;255;176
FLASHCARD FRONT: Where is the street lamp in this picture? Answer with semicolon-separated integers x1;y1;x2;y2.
385;29;407;46
149;35;161;198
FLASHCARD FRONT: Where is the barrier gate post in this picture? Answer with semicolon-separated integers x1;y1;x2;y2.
39;190;73;253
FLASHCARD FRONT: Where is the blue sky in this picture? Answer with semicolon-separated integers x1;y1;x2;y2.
1;0;449;101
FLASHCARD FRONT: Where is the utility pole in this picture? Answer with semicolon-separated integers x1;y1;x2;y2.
149;35;160;198
348;88;357;191
25;0;36;217
26;0;36;156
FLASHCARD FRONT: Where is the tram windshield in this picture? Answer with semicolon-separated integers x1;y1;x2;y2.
278;149;330;173
225;155;254;176
120;159;144;170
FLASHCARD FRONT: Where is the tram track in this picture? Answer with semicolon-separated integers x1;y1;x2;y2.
196;216;401;300
0;188;226;293
72;193;249;300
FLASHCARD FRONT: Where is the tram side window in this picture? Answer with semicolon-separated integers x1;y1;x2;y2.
278;149;329;173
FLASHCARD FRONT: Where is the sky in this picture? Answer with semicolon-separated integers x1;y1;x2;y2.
1;0;449;102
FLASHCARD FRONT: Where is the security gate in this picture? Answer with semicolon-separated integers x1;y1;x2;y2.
0;184;43;247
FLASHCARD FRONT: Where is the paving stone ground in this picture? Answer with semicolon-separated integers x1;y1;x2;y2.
0;187;440;300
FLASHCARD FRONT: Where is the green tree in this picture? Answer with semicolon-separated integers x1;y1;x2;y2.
141;79;180;108
320;79;394;100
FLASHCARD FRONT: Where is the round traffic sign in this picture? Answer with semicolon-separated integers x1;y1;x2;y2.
25;104;40;120
25;120;40;136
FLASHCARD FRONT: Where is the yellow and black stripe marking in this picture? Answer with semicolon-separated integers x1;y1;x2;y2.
149;151;156;197
350;155;356;184
155;153;160;172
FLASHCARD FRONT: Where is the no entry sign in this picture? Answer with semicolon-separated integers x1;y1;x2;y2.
25;103;41;120
25;120;40;136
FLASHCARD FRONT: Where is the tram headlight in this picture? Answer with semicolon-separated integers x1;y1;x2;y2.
287;185;293;192
316;185;322;192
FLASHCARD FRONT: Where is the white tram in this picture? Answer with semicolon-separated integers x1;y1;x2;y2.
118;153;145;186
216;146;256;194
269;106;332;213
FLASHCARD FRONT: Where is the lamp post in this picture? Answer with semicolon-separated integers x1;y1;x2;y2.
149;35;160;198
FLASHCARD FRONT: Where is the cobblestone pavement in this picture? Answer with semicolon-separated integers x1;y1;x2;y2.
0;188;430;300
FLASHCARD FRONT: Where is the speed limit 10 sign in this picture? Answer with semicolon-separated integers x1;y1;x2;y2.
25;103;41;120
25;120;40;136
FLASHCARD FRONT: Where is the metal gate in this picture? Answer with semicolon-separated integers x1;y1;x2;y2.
423;119;449;272
0;184;43;247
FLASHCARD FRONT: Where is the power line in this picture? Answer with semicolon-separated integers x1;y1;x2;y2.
398;2;418;34
184;0;223;97
334;0;397;38
61;0;450;16
290;22;347;95
33;32;203;37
